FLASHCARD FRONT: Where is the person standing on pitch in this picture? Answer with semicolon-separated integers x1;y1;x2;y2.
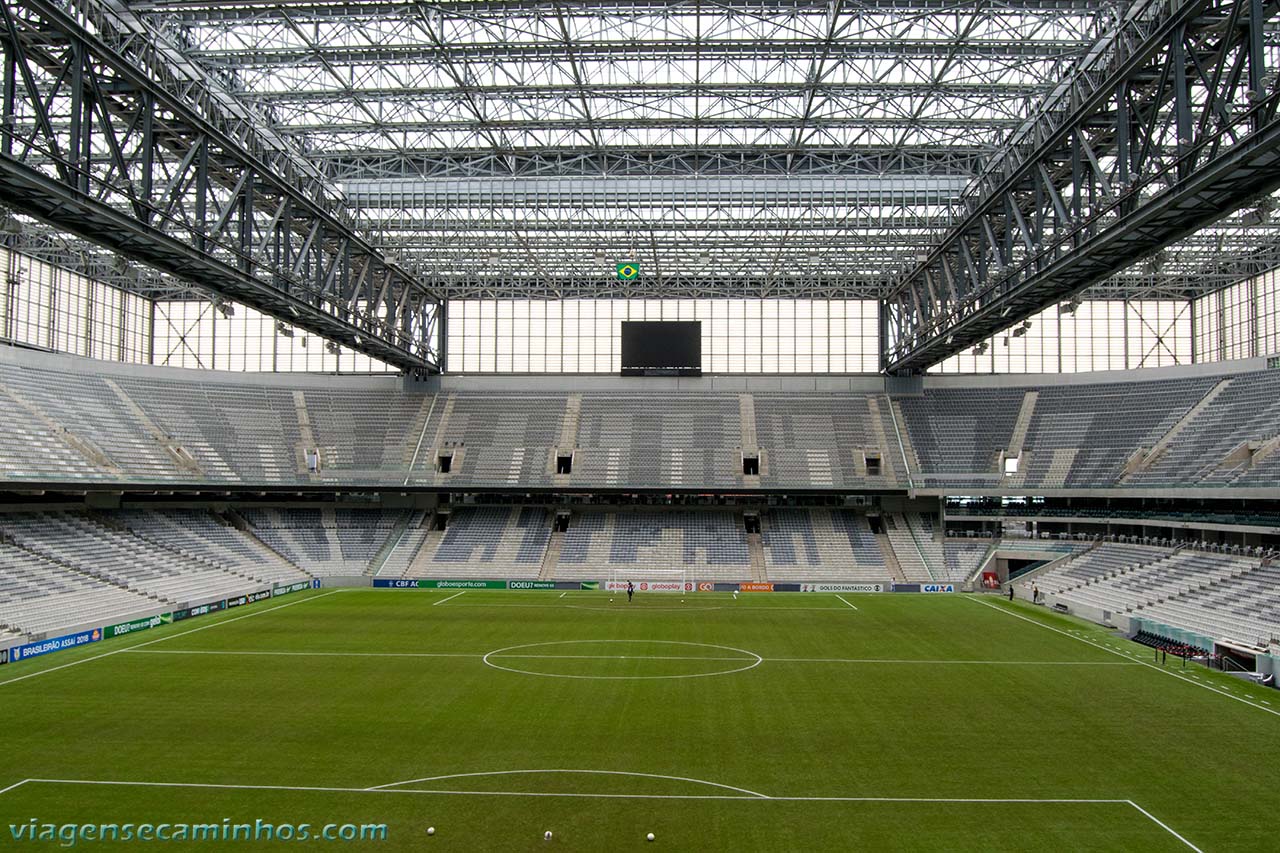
627;580;635;603
1008;585;1015;602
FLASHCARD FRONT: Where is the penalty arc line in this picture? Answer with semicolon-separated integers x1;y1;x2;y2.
432;591;466;606
0;590;345;689
968;595;1280;720
365;769;770;798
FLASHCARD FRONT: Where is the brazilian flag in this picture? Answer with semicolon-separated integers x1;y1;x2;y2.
616;262;639;281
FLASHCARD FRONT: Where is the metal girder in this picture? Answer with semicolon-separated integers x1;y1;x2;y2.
115;0;1108;312
343;175;970;209
431;275;884;301
249;82;1050;106
1093;220;1280;298
276;115;1030;135
883;0;1280;373
132;1;1109;16
0;0;441;372
312;148;991;182
185;41;1088;67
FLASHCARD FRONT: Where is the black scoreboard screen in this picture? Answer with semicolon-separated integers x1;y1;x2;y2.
620;321;702;377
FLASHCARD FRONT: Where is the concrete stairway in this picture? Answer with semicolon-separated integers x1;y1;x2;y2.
539;530;565;580
747;532;767;581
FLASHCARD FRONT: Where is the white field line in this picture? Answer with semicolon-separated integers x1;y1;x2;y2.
835;595;858;610
0;776;1207;844
432;591;466;606
1127;800;1204;852
122;648;1139;666
968;596;1280;719
7;777;1136;806
445;603;851;612
559;592;567;598
769;658;1137;665
0;779;30;796
0;590;344;689
365;769;769;798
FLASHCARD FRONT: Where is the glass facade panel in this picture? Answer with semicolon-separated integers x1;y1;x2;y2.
0;247;149;363
931;300;1192;374
1194;269;1280;362
151;300;396;373
444;298;882;373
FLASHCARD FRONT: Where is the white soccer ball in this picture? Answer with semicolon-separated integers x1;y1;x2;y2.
647;832;655;842
544;830;553;841
426;827;435;836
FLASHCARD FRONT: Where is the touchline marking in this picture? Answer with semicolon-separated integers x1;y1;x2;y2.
0;590;344;689
968;596;1280;720
366;769;770;798
835;594;858;610
1127;801;1204;852
432;591;466;606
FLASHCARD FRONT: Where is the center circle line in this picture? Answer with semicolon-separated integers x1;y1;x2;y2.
481;640;764;681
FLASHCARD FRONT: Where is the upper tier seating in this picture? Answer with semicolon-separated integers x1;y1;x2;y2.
896;388;1024;489
407;393;567;488
307;389;431;483
1022;377;1217;488
572;394;743;490
1128;369;1280;487
753;394;898;490
0;347;1277;492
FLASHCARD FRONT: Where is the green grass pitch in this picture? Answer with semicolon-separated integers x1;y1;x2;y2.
2;588;1277;850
